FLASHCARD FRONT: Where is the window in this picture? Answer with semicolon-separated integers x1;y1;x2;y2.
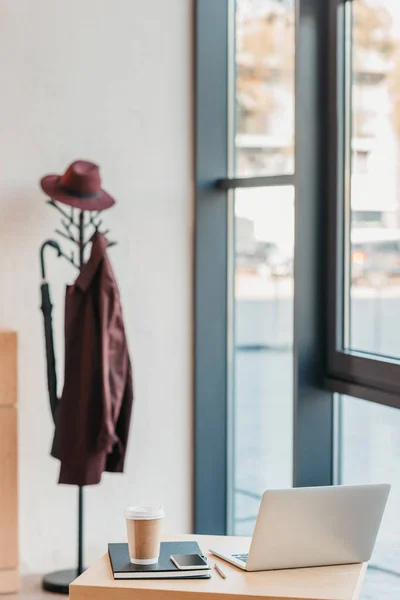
195;9;400;600
195;0;332;535
328;5;400;590
339;395;400;598
196;8;400;599
233;0;295;536
234;186;294;534
236;0;295;177
327;0;400;408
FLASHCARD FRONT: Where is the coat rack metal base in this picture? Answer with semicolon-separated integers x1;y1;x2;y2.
42;569;80;595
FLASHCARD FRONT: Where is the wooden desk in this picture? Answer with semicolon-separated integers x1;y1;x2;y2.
70;534;367;600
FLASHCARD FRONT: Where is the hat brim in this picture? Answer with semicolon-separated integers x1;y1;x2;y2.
40;175;115;211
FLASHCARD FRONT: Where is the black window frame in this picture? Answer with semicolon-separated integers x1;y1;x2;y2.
325;0;400;410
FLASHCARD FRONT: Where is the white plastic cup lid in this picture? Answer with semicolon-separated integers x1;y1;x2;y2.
125;504;165;520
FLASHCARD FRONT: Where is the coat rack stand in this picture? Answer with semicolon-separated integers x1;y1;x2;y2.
40;201;116;594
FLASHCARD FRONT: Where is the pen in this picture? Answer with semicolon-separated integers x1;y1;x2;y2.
214;562;227;579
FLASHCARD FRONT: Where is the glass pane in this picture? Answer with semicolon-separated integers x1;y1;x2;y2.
340;396;400;599
235;0;295;177
233;186;294;535
346;1;400;359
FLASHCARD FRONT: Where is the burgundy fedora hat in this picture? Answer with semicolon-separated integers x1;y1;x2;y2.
40;160;115;211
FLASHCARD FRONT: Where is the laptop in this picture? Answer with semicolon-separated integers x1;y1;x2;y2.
210;483;390;571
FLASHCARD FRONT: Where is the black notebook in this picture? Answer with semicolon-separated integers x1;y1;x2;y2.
108;541;211;580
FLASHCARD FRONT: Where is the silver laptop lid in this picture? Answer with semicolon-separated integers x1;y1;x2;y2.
246;483;390;571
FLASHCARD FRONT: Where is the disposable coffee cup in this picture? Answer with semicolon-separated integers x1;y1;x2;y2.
125;505;165;565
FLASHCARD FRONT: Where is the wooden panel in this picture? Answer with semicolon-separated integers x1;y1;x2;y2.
0;407;18;577
70;534;367;600
0;331;17;407
0;331;18;593
0;569;19;595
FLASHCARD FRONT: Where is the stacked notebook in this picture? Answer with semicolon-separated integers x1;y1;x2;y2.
108;541;211;580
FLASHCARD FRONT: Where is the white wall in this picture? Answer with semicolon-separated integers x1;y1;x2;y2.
0;0;193;573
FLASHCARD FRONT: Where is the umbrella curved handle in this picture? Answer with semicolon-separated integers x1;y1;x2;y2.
40;239;62;423
40;240;62;280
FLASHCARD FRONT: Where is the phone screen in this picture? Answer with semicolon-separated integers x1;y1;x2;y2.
171;554;208;568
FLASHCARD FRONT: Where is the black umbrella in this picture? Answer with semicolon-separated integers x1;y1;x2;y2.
40;240;61;423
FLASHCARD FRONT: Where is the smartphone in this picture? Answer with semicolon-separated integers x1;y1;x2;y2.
170;553;209;570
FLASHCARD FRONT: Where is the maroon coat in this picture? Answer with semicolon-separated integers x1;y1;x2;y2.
52;233;133;486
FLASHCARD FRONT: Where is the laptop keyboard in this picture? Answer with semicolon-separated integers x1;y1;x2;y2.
232;553;248;563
